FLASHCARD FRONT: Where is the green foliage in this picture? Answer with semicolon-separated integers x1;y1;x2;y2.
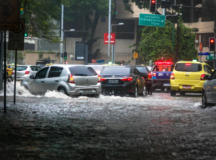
6;51;24;64
138;17;197;63
138;22;174;62
177;17;197;61
21;0;62;42
38;52;43;59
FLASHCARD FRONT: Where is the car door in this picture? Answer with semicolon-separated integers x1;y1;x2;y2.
29;67;49;94
44;66;63;91
136;68;145;92
134;68;142;93
209;71;216;103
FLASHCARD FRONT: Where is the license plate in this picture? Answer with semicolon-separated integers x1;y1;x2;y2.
108;80;118;83
164;83;170;86
183;86;191;89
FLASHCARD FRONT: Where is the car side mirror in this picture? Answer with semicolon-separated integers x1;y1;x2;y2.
30;75;35;79
204;75;210;80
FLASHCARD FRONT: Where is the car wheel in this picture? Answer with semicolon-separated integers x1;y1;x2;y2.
8;77;13;82
142;86;147;96
180;91;185;96
170;90;176;96
134;86;138;98
202;91;208;108
58;87;68;95
24;86;29;90
94;94;100;98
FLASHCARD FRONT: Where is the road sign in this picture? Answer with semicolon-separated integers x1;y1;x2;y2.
134;52;138;59
0;0;20;30
8;18;25;50
199;43;202;51
206;56;216;60
104;33;115;44
139;13;165;27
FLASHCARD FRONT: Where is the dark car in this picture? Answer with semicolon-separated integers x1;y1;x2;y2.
135;65;152;94
202;70;216;108
100;65;147;97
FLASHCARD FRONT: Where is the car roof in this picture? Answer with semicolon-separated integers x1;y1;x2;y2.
105;65;131;68
177;61;208;65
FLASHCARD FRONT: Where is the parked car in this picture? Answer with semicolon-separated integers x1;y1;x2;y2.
135;65;152;94
100;65;147;97
21;65;101;97
170;61;212;96
202;70;216;108
87;64;105;75
12;65;41;81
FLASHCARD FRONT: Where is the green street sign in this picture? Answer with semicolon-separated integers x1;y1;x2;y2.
209;53;215;57
139;13;166;27
206;56;216;60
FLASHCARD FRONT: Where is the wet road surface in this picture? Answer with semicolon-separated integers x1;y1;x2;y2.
0;85;216;160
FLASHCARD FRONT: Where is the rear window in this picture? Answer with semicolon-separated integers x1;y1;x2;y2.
16;66;27;71
69;66;97;76
175;63;202;72
101;67;130;75
153;65;174;72
136;67;148;73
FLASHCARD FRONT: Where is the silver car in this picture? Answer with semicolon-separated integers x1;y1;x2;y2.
21;64;101;97
12;65;41;81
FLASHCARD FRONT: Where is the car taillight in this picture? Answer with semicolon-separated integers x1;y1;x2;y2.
101;77;106;82
121;77;133;82
148;72;152;79
68;74;74;83
12;71;13;74
98;75;101;82
25;71;30;74
170;73;175;79
153;73;156;77
201;74;205;80
6;69;9;71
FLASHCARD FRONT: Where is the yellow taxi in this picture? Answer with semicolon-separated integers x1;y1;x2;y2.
170;61;212;96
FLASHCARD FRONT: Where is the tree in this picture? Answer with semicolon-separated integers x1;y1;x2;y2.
138;18;197;64
63;0;113;55
21;0;62;42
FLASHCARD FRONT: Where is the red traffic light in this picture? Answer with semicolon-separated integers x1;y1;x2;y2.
151;0;156;4
210;39;214;43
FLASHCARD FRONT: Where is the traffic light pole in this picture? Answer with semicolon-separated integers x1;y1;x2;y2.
60;5;64;64
170;4;216;67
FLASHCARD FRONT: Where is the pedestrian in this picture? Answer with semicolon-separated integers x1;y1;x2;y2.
121;60;125;65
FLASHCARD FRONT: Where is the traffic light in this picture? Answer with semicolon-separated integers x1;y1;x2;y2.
61;53;63;58
149;0;157;13
209;37;215;51
24;33;28;37
64;52;67;59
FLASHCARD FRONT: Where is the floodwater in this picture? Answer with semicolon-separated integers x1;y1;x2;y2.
0;82;216;159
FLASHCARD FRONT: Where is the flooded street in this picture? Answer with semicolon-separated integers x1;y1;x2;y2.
0;83;216;159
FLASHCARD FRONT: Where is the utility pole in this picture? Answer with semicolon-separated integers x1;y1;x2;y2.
60;5;64;64
175;13;180;63
108;0;111;63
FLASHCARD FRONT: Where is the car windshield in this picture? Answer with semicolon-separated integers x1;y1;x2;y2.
101;67;130;75
69;66;97;76
175;63;202;72
136;67;148;73
88;65;104;74
16;66;27;71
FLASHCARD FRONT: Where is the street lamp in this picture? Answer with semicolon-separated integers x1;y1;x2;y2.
111;23;124;64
